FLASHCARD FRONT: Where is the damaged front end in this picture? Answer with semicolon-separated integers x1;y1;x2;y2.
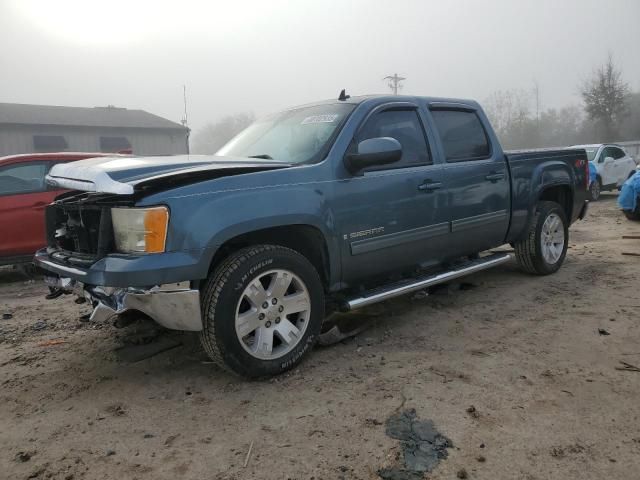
45;276;202;331
38;191;203;331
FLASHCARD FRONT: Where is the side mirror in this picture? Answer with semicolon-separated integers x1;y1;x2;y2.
344;137;402;175
604;156;614;165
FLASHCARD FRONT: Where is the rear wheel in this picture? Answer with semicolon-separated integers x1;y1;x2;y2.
514;201;568;275
199;245;324;378
590;179;601;201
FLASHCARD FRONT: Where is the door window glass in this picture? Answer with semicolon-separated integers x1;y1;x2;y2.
358;109;431;167
611;147;626;160
430;109;490;162
0;163;48;195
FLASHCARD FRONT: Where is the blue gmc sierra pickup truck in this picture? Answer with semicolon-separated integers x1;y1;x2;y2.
36;93;589;377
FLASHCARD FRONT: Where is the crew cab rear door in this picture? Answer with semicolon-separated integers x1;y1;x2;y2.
428;105;510;255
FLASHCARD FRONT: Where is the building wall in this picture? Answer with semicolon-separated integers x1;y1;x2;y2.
0;125;188;156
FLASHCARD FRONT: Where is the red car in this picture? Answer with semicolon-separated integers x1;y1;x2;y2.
0;152;118;266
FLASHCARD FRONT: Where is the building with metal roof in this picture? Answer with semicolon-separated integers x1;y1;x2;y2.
0;102;189;156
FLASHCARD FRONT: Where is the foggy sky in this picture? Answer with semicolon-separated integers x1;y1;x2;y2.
1;0;639;133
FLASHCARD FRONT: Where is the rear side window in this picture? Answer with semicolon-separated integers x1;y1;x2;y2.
0;162;48;195
430;109;490;162
358;109;431;167
601;147;618;162
611;147;626;160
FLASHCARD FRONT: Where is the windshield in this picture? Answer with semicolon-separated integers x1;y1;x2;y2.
584;148;598;161
217;103;354;164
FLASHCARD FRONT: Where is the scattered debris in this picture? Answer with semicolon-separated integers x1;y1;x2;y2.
621;252;640;257
411;289;429;300
243;441;254;468
318;311;375;346
616;361;640;373
466;405;480;419
105;403;128;417
365;418;383;427
457;468;468;479
622;235;640;239
37;339;66;347
598;328;611;336
476;455;486;462
15;451;32;462
379;409;452;479
114;335;181;363
105;449;116;457
32;321;47;331
2;312;12;320
550;443;586;458
164;434;180;447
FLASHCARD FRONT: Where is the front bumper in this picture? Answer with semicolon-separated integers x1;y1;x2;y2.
47;276;203;331
34;248;212;288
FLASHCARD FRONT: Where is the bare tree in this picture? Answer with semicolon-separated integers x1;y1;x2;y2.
581;54;630;140
191;112;255;154
484;89;531;137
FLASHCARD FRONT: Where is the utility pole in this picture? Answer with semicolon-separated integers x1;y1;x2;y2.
384;73;406;95
181;84;189;128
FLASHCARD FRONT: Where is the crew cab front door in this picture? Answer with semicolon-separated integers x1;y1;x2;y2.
428;107;510;256
334;104;449;285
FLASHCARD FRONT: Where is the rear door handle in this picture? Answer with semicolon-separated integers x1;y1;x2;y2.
485;173;505;182
418;181;442;192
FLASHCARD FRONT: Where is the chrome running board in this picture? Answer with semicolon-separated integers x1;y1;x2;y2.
344;253;511;311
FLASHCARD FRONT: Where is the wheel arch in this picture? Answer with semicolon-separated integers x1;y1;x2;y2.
537;184;573;221
205;224;333;292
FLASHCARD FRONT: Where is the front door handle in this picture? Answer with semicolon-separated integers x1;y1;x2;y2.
418;181;442;192
485;172;505;182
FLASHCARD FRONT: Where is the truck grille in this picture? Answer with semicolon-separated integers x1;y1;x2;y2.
45;192;129;267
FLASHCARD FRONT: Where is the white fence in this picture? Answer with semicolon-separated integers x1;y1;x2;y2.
619;141;640;164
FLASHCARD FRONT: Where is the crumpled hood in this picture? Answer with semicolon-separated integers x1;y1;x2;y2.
46;154;292;194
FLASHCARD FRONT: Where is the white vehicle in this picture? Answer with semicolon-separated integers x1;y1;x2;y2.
572;144;637;201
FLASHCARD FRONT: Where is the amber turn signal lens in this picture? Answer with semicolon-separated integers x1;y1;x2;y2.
144;207;169;253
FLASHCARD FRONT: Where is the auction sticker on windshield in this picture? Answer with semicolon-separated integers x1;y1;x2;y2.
301;114;340;125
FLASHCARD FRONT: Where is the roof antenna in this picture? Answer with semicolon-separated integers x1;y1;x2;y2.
338;89;350;101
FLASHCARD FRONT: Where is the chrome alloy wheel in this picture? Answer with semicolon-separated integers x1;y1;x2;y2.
541;213;565;264
235;269;311;360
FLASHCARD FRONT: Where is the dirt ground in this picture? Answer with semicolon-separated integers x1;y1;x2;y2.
1;194;639;480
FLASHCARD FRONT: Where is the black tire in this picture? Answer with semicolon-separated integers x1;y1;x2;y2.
590;178;601;201
199;245;324;378
514;201;569;275
623;209;640;221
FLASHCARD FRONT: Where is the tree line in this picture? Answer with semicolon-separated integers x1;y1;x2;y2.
484;55;639;150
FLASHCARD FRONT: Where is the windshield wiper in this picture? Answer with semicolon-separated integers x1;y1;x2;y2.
248;154;273;160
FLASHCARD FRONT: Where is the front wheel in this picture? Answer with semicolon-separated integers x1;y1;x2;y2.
199;245;324;378
514;201;568;275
